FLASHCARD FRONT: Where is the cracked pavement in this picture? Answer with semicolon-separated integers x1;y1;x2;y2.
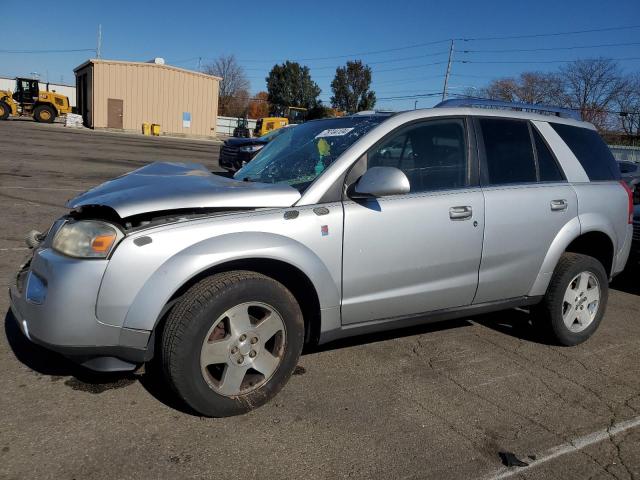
1;120;639;479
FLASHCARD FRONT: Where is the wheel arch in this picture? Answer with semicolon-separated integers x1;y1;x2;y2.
529;217;616;296
162;258;322;346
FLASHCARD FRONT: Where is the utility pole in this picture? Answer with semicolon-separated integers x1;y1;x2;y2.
197;56;202;72
414;100;418;110
96;24;102;59
442;39;454;101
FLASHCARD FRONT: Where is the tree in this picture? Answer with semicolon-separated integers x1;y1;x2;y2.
204;55;250;117
247;91;270;119
226;89;250;118
613;74;640;136
330;60;376;113
560;58;626;129
480;73;565;105
266;61;321;115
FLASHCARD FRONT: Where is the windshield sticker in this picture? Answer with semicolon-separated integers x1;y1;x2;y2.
315;128;354;138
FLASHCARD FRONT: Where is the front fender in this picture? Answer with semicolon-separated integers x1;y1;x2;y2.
120;232;339;331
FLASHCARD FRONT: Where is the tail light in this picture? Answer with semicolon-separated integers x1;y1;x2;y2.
620;181;633;224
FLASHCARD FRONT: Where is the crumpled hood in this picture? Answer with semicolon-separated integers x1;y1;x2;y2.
67;162;301;218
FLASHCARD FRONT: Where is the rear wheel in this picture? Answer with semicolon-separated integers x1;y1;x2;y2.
33;104;56;123
161;271;304;417
536;253;608;346
0;101;9;120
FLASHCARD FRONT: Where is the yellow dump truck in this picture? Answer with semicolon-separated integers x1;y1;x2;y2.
0;77;71;123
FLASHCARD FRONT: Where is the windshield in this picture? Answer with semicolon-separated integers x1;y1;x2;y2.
234;116;387;191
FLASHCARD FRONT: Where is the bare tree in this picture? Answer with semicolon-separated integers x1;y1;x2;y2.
482;77;519;101
613;73;640;136
480;73;565;105
561;58;626;129
204;55;250;116
518;72;566;105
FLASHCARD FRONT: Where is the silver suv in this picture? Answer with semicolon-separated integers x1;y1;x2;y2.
10;99;634;417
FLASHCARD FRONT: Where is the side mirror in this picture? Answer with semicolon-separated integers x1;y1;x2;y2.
353;166;410;197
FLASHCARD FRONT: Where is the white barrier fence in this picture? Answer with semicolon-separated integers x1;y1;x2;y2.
610;145;640;163
216;116;257;137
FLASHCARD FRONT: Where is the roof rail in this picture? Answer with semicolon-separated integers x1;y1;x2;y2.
434;98;581;121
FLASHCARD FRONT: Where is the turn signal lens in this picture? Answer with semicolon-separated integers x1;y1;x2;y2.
91;234;117;253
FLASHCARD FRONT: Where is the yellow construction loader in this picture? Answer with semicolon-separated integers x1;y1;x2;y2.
0;77;71;123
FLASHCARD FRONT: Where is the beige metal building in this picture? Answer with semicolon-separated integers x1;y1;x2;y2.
74;59;221;138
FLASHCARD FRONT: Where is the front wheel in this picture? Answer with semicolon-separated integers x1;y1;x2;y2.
33;104;56;123
536;252;609;346
161;271;304;417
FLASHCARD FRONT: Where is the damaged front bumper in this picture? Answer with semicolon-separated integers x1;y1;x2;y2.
8;229;153;372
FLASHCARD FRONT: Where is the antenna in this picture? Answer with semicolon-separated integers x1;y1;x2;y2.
97;24;102;58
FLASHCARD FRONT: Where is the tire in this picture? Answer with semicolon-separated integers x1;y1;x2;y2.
33;104;56;123
0;101;9;120
161;271;304;417
536;252;609;346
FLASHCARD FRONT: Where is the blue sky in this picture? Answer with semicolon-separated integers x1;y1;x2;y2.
2;0;639;111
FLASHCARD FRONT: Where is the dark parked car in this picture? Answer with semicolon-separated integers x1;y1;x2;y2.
618;161;640;204
219;127;292;172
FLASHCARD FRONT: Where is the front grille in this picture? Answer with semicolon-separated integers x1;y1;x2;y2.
219;145;241;170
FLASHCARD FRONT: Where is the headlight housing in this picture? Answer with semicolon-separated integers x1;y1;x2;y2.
52;220;122;258
239;145;263;153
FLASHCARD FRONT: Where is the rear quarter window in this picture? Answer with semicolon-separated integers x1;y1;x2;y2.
550;123;620;181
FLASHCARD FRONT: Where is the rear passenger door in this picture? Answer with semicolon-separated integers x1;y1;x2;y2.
473;117;578;304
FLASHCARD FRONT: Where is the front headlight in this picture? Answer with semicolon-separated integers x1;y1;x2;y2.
239;145;263;153
52;220;122;258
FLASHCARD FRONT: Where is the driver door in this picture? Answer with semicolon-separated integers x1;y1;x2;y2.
341;118;485;325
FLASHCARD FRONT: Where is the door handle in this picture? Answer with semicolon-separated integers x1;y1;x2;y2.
550;199;568;211
449;206;472;220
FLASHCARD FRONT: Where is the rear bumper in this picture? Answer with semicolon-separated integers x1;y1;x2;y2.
8;247;152;372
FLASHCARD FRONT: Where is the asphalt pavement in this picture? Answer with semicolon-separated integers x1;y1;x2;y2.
1;120;639;480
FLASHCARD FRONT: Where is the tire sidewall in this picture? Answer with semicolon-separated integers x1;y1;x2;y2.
169;276;304;417
34;105;55;123
0;101;9;120
548;256;608;345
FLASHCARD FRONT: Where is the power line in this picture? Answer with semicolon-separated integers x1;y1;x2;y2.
0;48;95;54
239;39;452;63
461;41;640;54
458;24;640;42
457;56;640;65
242;50;450;71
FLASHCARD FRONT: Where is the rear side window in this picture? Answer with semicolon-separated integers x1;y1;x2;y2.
479;118;537;185
532;127;565;182
550;123;620;181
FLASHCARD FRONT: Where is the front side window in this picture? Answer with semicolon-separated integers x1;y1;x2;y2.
480;118;537;185
368;118;468;193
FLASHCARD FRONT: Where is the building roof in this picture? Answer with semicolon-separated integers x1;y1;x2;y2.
73;58;221;81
